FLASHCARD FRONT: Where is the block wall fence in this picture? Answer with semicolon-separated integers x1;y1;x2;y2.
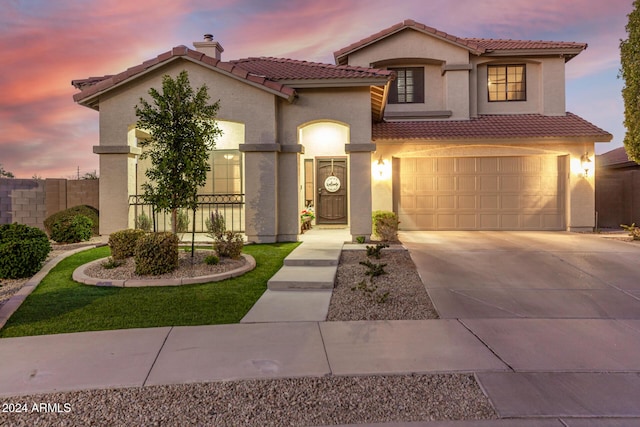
0;178;99;230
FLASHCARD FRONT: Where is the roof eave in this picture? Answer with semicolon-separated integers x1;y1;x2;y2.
482;48;585;61
74;54;297;108
278;77;391;89
334;26;484;65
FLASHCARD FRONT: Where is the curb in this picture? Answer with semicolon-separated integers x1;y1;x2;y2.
72;254;256;287
0;245;99;331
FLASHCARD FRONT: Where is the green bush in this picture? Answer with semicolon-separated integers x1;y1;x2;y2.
204;254;220;265
134;232;179;275
109;229;146;259
0;223;51;279
214;231;244;259
372;210;399;242
44;205;99;237
50;215;93;243
205;210;226;239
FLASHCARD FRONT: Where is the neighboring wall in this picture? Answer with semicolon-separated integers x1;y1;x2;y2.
0;178;99;230
596;168;640;228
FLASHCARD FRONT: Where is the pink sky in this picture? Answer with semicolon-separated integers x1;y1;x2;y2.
0;0;632;178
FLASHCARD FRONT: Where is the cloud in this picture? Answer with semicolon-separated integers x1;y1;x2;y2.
0;0;633;177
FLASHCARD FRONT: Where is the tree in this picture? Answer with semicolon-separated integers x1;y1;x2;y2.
620;0;640;164
0;164;14;178
135;70;222;247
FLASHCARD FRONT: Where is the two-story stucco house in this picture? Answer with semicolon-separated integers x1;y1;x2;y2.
72;19;612;242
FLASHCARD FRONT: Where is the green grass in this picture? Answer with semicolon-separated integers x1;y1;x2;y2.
0;242;299;338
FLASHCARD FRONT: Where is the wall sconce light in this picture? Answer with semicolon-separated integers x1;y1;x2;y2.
373;157;391;180
581;152;592;177
223;154;235;160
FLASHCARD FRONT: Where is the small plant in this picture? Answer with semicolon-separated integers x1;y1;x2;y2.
205;210;226;239
135;212;152;232
372;210;400;242
109;229;146;259
621;223;640;240
204;254;220;265
134;232;179;275
172;209;189;239
355;236;366;244
50;214;93;243
366;243;389;259
214;231;244;259
351;279;390;304
101;257;123;269
359;260;387;277
0;223;51;279
300;208;315;222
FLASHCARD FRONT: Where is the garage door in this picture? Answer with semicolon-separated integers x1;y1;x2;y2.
395;156;565;230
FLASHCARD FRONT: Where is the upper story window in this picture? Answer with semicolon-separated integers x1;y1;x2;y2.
488;64;526;102
389;67;424;104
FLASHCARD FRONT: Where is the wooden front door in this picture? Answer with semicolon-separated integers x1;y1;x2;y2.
316;158;347;224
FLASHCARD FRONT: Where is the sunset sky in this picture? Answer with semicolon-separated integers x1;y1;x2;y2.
0;0;633;178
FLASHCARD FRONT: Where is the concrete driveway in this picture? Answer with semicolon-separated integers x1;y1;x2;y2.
401;231;640;319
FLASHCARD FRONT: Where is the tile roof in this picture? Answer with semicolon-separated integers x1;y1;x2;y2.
334;19;484;63
466;38;587;51
230;57;393;81
72;46;297;105
334;19;586;64
372;113;612;141
598;146;637;168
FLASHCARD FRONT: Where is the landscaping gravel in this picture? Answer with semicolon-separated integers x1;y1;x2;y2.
0;374;496;426
0;243;499;425
327;248;439;321
82;250;246;281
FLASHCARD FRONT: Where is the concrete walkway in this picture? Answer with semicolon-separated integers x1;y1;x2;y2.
2;231;640;426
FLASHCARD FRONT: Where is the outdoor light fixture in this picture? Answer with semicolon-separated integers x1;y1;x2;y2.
374;157;391;179
223;154;235;160
581;152;592;177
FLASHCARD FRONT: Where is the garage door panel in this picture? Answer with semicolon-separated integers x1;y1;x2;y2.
397;156;565;231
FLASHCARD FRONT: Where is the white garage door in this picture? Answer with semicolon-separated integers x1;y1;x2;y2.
395;156;565;230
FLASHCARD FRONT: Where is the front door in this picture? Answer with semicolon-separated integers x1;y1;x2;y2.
316;158;347;224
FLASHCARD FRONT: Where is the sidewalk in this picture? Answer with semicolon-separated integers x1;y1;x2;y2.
1;231;640;425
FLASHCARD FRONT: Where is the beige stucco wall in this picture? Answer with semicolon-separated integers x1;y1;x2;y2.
372;139;596;231
473;57;566;116
278;88;374;239
96;59;279;236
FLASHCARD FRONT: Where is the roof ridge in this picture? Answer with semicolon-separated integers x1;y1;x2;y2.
334;19;485;63
232;56;393;75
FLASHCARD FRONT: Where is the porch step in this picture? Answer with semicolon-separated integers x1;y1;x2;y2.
267;265;337;290
283;246;342;266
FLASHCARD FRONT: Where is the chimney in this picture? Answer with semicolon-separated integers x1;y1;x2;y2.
193;34;224;60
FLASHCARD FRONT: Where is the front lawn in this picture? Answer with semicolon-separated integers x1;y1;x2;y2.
0;242;299;338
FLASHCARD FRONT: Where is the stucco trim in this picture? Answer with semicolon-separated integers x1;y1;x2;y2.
345;143;377;153
280;145;304;153
93;146;142;155
239;143;281;152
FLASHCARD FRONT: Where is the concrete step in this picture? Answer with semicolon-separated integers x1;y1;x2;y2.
267;265;337;290
283;246;342;267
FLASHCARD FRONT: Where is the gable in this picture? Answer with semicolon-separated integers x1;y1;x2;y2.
344;27;472;68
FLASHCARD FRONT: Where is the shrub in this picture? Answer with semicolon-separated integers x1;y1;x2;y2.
109;229;146;259
205;210;226;239
204;254;220;265
134;232;179;275
50;214;93;243
372;210;399;242
0;223;51;279
172;209;189;237
366;243;389;259
135;212;152;232
621;223;640;240
44;205;99;237
101;257;123;269
214;231;244;259
359;260;388;277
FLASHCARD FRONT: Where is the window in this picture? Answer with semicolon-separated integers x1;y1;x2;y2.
488;64;526;101
389;67;424;104
212;150;242;194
